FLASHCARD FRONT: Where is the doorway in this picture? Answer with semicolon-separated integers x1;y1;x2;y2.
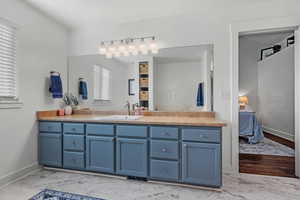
230;17;300;178
238;30;295;177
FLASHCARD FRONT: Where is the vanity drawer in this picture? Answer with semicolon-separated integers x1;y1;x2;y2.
63;135;84;151
150;126;178;140
182;127;220;143
150;160;179;181
116;125;147;138
86;124;114;136
150;140;179;160
39;122;61;133
63;151;85;169
63;123;84;134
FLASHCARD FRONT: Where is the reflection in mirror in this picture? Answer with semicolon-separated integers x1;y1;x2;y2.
68;45;214;112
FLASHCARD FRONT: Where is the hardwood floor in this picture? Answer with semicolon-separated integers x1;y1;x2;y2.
239;133;296;178
264;132;295;149
239;154;295;178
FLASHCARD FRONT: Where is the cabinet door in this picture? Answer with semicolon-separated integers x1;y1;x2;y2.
86;136;115;173
116;138;148;177
182;142;221;187
39;133;62;167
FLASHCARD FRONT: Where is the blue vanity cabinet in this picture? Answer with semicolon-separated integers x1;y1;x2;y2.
39;121;223;188
116;125;148;177
86;124;115;173
116;138;148;177
86;136;115;173
181;127;222;187
39;133;62;167
63;123;86;170
38;122;62;167
149;126;180;182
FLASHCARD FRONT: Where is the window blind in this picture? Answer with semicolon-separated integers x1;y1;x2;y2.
0;21;17;98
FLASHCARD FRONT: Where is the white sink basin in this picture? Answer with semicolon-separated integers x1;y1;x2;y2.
93;115;142;121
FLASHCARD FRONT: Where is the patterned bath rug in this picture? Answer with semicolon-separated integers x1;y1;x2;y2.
29;189;105;200
240;138;295;157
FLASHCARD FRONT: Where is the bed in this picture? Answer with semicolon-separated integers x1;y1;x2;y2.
239;111;264;144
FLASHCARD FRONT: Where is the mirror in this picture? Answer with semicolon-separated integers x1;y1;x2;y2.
68;45;214;111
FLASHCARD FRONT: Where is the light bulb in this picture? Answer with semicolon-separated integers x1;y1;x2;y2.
128;40;137;53
108;46;116;52
149;37;158;54
99;42;106;55
108;41;116;53
99;47;106;55
118;40;126;54
139;38;148;54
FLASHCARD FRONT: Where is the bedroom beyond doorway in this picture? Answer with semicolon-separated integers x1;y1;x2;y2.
238;30;296;177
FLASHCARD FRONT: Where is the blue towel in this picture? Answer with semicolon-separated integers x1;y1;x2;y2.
197;82;204;106
79;80;88;100
49;75;63;98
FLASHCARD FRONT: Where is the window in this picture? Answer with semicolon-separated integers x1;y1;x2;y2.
0;19;21;108
93;65;111;101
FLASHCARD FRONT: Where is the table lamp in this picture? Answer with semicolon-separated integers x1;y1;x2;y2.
239;96;248;110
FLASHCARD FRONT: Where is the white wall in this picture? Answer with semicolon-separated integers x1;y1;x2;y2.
239;37;261;112
0;0;68;184
154;61;204;111
258;46;295;140
68;55;129;111
68;1;300;171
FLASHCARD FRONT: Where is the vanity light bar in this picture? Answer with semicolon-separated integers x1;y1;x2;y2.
98;36;159;58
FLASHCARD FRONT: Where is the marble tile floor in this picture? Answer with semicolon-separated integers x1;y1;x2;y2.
0;169;299;200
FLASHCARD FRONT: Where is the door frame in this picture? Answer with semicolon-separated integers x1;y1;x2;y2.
230;16;300;177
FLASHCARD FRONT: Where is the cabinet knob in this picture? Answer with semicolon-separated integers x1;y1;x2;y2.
72;128;76;131
162;148;167;152
183;144;187;148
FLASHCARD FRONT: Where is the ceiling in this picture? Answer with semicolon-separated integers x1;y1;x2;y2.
240;31;294;46
24;0;271;29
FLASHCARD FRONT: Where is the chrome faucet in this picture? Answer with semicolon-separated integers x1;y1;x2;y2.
125;101;131;115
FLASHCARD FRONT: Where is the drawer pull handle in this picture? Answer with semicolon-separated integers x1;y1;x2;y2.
162;148;167;152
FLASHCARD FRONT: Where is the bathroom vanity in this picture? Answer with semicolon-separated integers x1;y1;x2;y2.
38;113;225;188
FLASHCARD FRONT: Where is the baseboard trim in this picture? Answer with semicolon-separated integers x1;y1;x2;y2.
0;162;40;189
263;126;294;141
43;167;127;180
44;167;223;191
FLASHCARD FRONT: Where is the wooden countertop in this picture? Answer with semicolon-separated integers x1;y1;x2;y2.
38;114;226;127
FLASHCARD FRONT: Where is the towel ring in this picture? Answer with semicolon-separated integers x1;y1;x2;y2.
50;71;60;76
